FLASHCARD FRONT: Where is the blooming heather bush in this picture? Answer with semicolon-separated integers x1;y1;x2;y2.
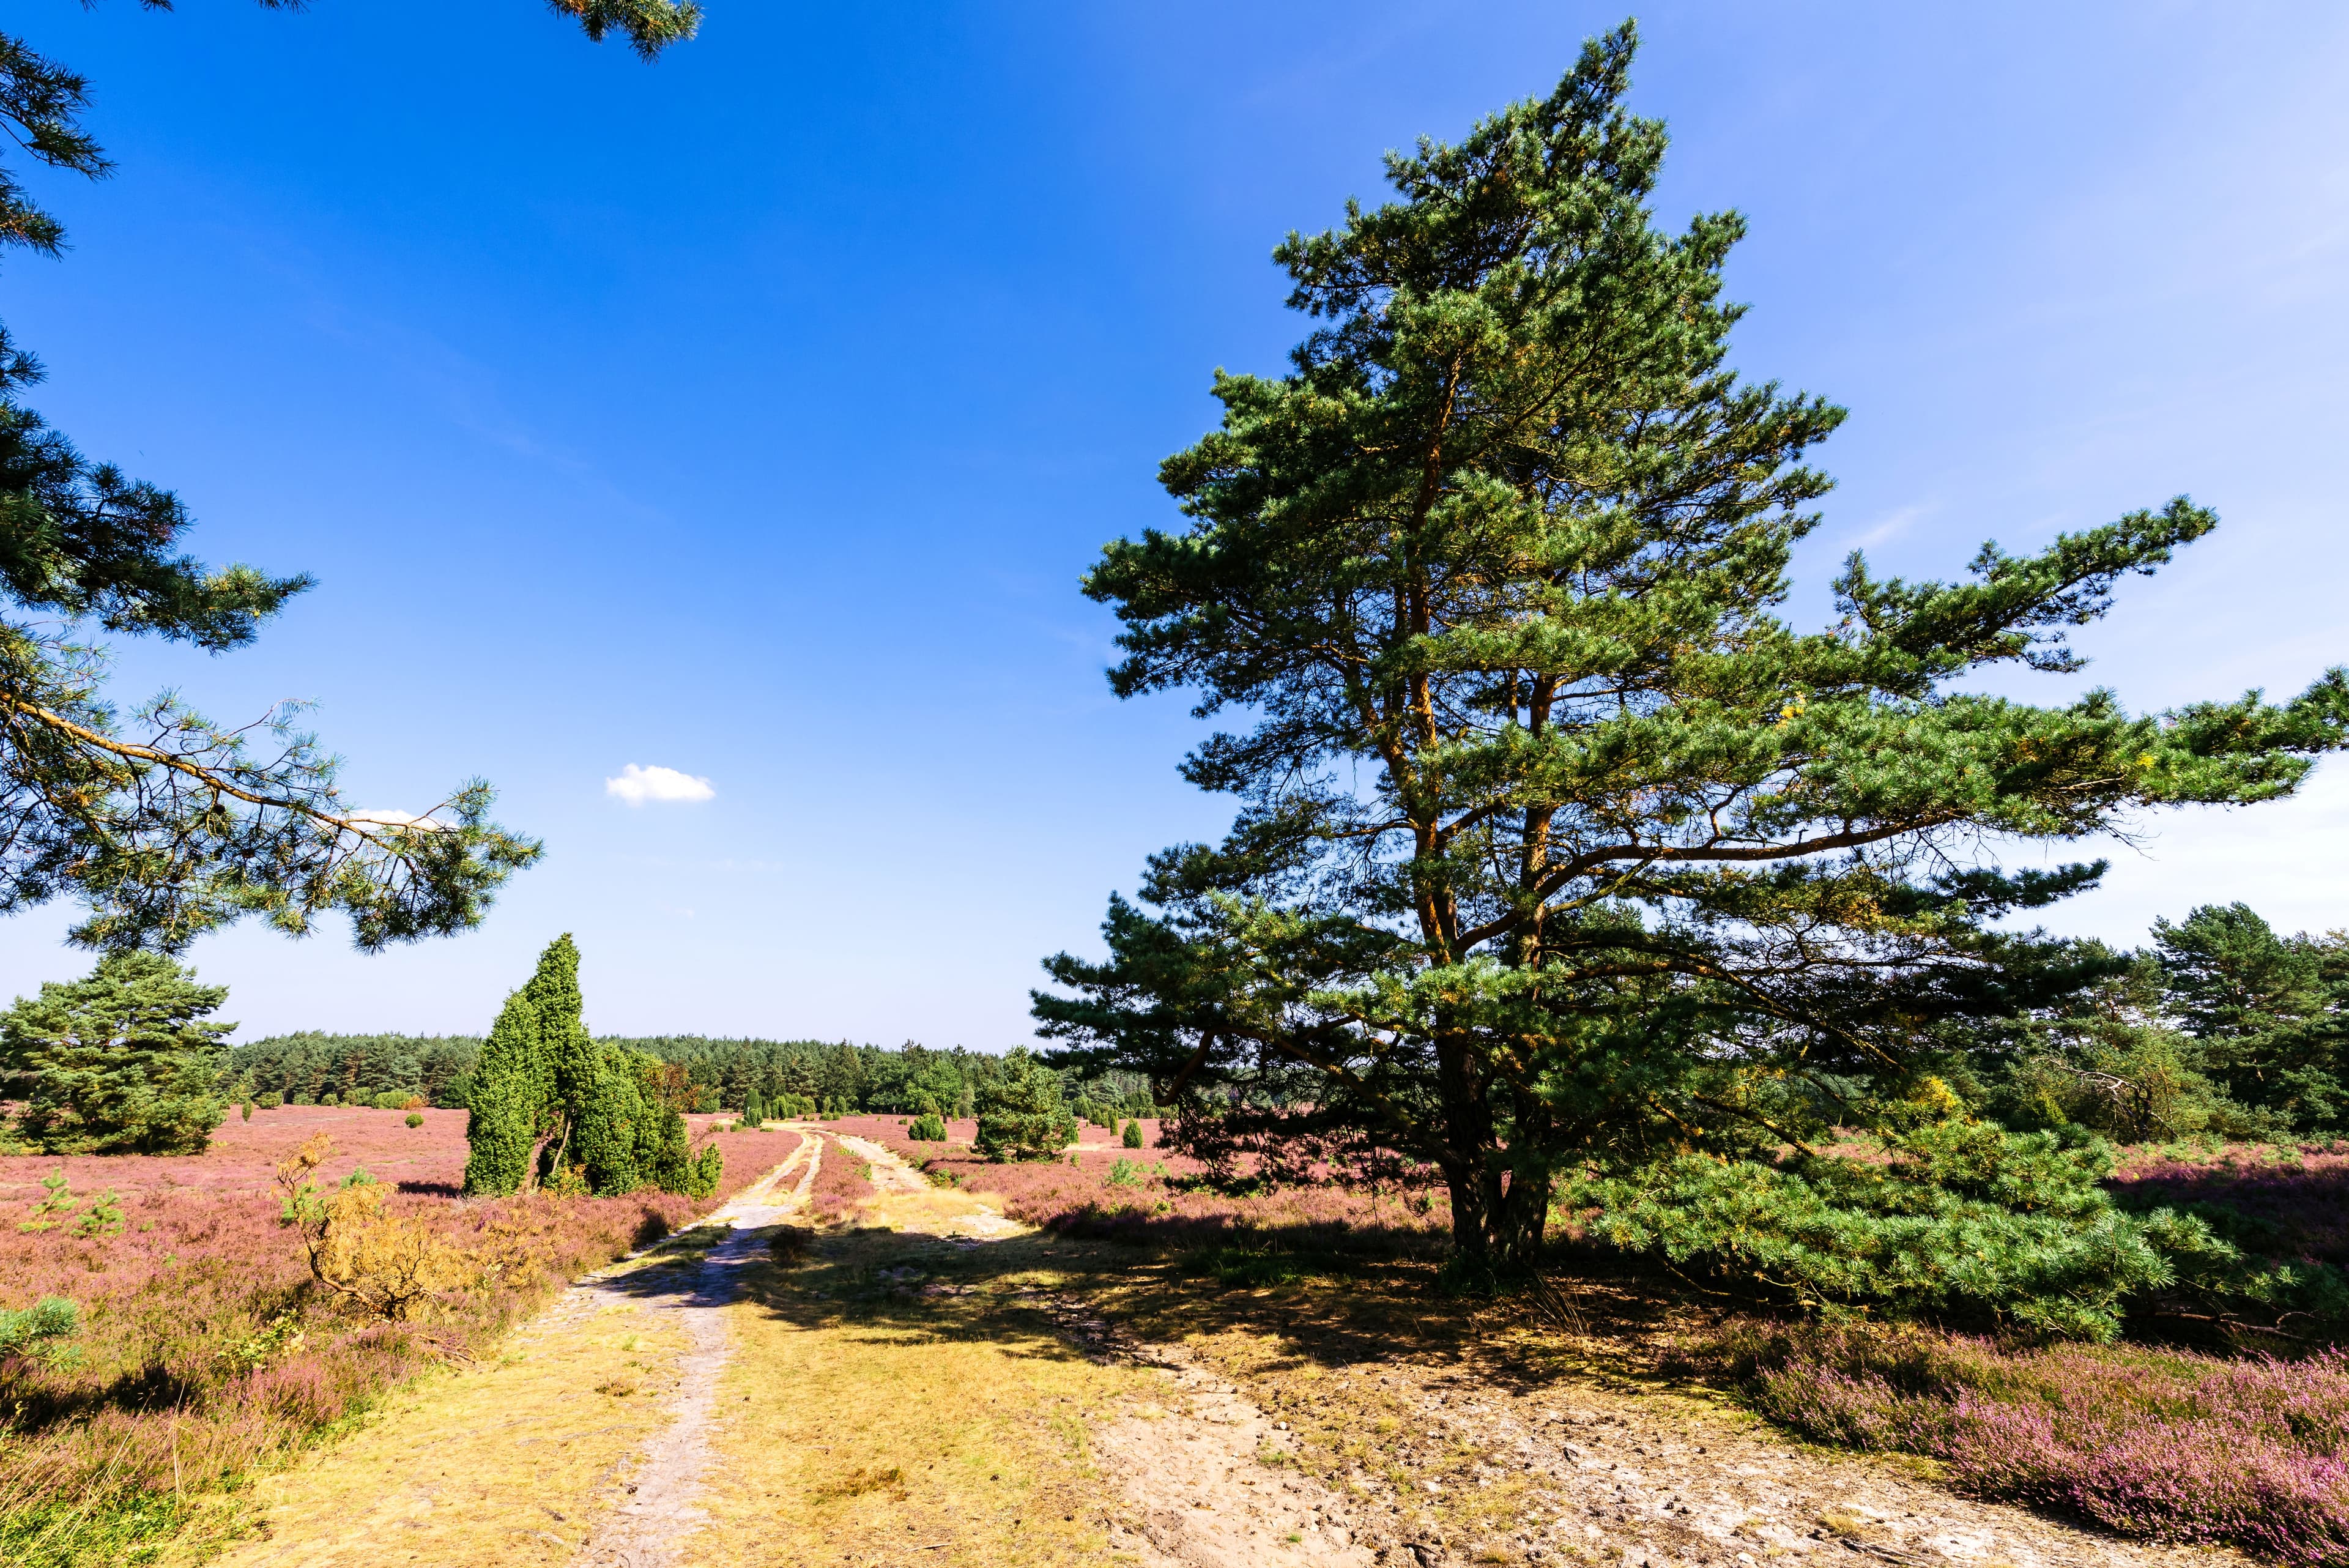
807;1135;876;1226
1705;1323;2349;1565
0;1106;806;1566
2115;1142;2349;1265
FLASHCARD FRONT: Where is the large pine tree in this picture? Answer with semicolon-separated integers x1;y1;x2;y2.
1039;23;2349;1271
1;951;233;1153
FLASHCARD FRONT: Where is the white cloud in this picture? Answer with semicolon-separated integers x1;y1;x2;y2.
605;763;716;807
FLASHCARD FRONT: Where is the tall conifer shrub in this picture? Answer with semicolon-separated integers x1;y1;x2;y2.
461;992;543;1195
462;934;712;1198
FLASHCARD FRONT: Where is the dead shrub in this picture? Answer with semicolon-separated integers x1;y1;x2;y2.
275;1134;483;1322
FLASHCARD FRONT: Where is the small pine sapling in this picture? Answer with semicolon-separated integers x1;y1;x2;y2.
1122;1119;1143;1149
73;1189;123;1237
973;1049;1077;1161
406;1112;425;1128
17;1169;76;1232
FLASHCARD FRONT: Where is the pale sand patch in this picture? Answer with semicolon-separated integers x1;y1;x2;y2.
1091;1350;1378;1568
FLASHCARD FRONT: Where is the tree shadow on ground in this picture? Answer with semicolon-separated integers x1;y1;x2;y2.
589;1207;1713;1405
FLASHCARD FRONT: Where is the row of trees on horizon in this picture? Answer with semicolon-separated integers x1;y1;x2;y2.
0;898;2337;1162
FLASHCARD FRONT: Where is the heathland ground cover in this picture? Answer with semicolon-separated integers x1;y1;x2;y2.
209;1115;2304;1566
7;1096;2346;1566
0;1104;800;1567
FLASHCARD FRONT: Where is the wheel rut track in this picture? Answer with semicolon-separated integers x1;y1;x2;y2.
571;1129;821;1568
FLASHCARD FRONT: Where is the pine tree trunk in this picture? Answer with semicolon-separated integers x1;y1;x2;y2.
1438;1051;1554;1276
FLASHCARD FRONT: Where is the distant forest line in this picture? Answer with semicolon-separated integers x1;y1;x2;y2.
224;1033;1162;1120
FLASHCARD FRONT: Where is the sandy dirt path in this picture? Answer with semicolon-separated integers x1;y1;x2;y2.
197;1134;820;1568
1094;1342;2251;1568
572;1134;824;1567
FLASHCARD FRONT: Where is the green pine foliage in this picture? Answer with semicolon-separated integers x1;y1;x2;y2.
462;935;712;1200
973;1048;1077;1162
908;1110;947;1142
228;1031;480;1109
225;1031;1139;1122
2152;903;2349;1133
1565;1115;2190;1340
0;1296;76;1361
744;1088;766;1127
1122;1119;1143;1149
461;992;544;1197
1037;20;2349;1273
0;951;231;1154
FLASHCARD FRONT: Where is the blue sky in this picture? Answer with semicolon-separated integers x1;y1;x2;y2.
3;2;2347;1045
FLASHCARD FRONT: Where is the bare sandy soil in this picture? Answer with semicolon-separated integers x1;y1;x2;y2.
1046;1288;2241;1568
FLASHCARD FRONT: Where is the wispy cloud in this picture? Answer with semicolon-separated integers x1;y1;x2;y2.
605;764;716;807
1840;504;1929;552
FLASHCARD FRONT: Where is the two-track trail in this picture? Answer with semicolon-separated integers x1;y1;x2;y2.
191;1131;2249;1568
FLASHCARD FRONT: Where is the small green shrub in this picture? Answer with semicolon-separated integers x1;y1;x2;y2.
405;1112;425;1129
1107;1157;1146;1187
240;1100;254;1121
1185;1246;1314;1288
1566;1118;2242;1340
73;1189;123;1237
1122;1119;1143;1149
255;1091;283;1110
908;1111;946;1142
0;1296;78;1361
973;1048;1077;1161
18;1169;76;1232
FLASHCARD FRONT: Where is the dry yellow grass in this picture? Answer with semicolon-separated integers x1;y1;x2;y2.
181;1295;691;1567
679;1225;1156;1568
